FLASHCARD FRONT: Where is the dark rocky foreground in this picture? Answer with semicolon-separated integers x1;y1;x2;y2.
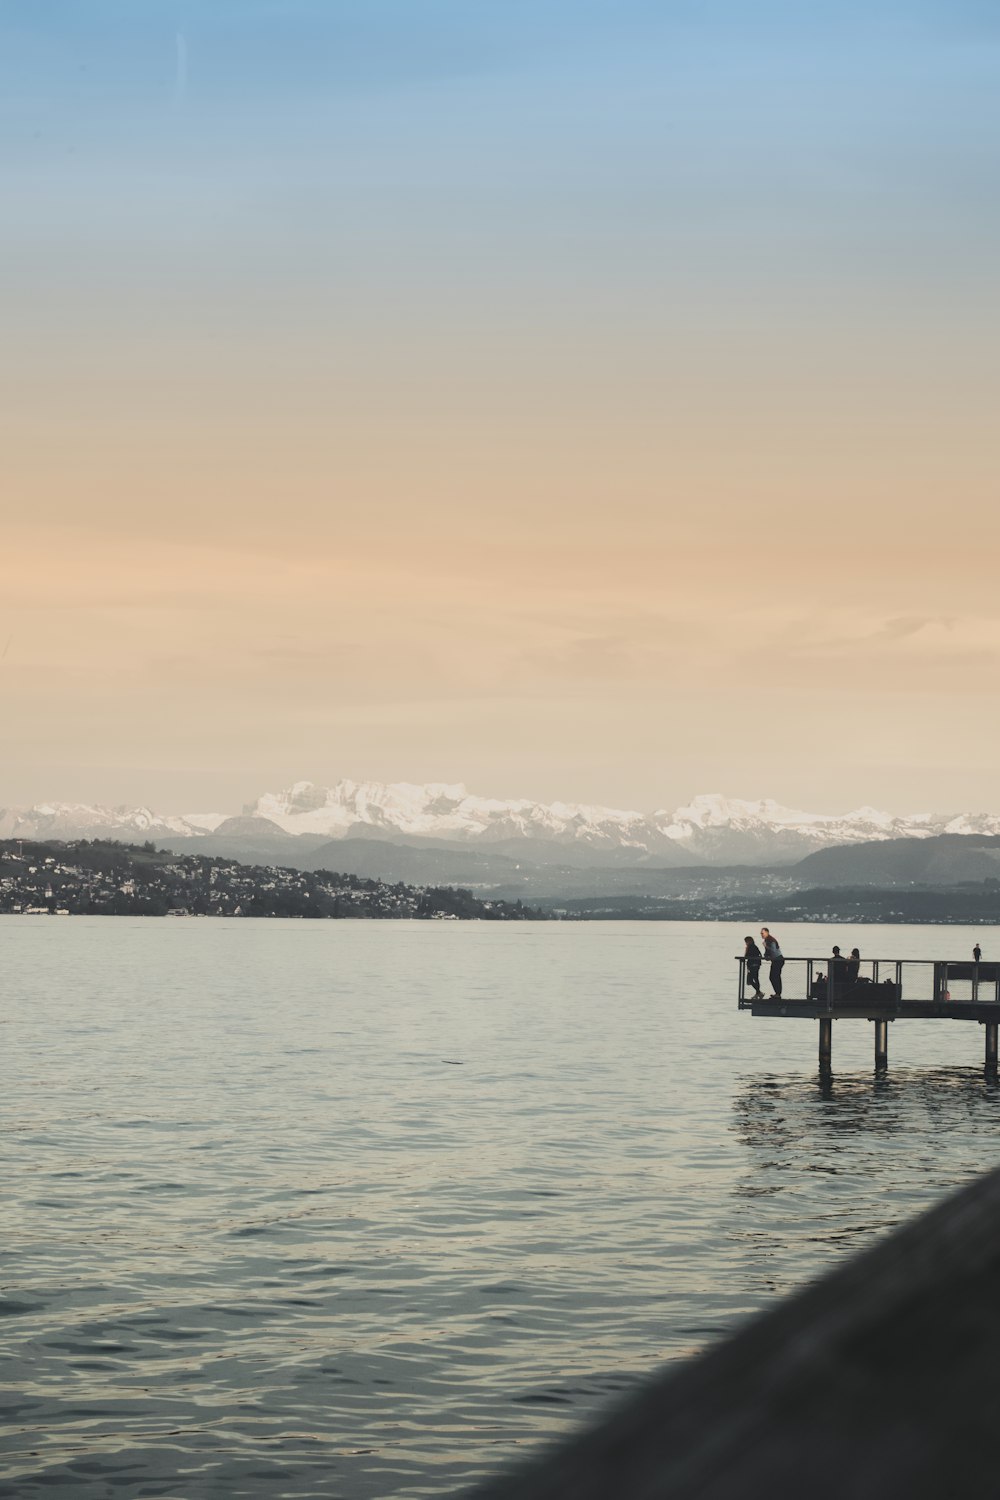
0;839;544;920
469;1162;1000;1500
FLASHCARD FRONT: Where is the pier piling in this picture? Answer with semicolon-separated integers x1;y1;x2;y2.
874;1017;889;1071
818;1017;832;1073
986;1023;998;1075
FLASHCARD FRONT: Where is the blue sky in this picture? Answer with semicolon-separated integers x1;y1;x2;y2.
6;2;999;162
6;1;998;303
2;0;995;381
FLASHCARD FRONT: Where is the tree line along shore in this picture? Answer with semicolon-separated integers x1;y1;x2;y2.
0;839;543;921
3;838;998;925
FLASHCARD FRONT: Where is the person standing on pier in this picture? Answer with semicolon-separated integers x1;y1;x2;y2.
846;948;861;984
761;928;784;998
831;945;846;986
974;943;982;964
744;936;764;999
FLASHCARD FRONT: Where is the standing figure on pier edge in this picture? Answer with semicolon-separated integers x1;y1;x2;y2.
744;936;764;998
830;945;847;988
761;928;784;998
974;943;983;964
846;948;861;984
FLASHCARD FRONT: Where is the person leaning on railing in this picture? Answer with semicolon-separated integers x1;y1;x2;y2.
761;927;784;998
743;936;764;999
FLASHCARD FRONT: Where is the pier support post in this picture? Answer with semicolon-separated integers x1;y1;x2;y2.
874;1018;889;1071
986;1023;998;1075
819;1017;833;1074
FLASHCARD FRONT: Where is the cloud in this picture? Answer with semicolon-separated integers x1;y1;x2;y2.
874;615;955;642
782;613;973;660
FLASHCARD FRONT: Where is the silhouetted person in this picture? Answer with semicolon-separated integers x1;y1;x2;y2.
761;927;784;998
846;947;860;984
974;943;983;965
830;945;848;991
744;936;764;998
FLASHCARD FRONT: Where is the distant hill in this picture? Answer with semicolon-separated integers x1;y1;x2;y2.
158;818;329;869
795;835;1000;888
0;840;544;920
555;884;1000;924
137;828;1000;907
159;834;720;895
302;837;525;886
7;836;1000;925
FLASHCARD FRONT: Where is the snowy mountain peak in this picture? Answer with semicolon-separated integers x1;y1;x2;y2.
669;793;818;829
4;781;1000;867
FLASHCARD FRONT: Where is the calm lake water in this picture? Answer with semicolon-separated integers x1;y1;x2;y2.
2;917;999;1498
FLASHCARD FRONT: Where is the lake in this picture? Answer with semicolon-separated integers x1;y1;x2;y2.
2;917;999;1498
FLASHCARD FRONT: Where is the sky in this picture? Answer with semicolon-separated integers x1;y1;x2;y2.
2;0;999;815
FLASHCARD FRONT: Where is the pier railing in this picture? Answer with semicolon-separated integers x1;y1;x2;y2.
737;956;1000;1010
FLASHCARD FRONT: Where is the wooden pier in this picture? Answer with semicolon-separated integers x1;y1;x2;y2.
737;955;1000;1073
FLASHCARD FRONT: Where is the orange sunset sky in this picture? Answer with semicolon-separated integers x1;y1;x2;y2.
3;1;999;814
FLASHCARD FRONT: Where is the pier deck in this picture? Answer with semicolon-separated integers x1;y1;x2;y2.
737;956;1000;1070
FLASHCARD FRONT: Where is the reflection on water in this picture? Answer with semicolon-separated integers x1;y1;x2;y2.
730;1068;1000;1293
737;1066;1000;1146
1;918;1000;1498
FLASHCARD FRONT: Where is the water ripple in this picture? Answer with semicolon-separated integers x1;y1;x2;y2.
1;918;999;1496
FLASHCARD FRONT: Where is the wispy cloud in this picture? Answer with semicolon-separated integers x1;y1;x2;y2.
874;616;956;643
783;614;970;660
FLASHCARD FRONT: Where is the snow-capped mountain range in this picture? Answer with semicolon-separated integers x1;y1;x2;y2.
2;781;1000;867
